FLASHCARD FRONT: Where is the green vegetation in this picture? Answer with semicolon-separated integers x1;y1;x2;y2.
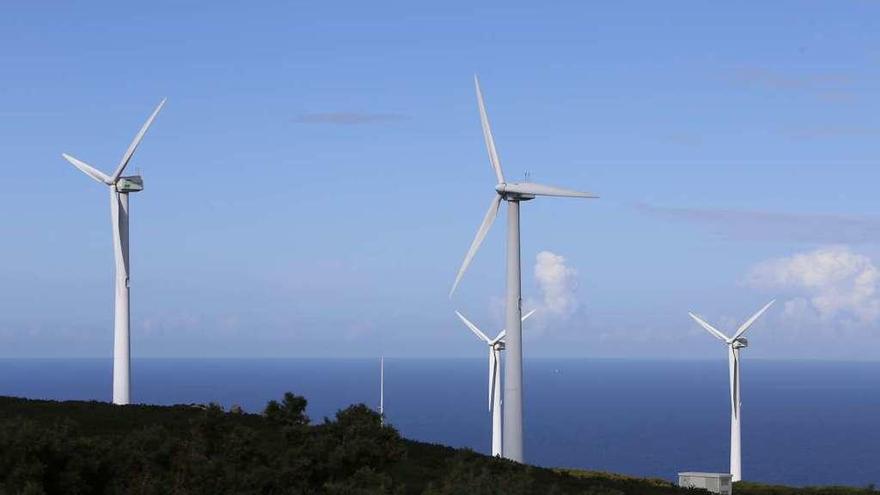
733;483;877;495
0;394;874;494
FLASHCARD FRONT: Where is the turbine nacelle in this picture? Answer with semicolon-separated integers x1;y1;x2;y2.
116;176;144;193
731;337;748;349
495;183;534;201
495;181;597;201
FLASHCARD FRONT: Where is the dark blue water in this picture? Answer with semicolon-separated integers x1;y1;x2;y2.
0;358;877;487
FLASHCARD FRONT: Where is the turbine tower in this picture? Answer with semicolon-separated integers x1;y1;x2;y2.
688;300;775;482
379;356;385;425
455;309;536;457
62;99;167;405
450;76;596;462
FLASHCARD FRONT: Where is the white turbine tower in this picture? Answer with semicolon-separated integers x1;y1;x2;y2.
454;309;536;457
449;75;596;462
379;356;385;425
62;99;167;405
688;300;775;482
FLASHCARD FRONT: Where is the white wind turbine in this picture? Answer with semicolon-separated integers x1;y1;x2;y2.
61;99;167;405
688;300;775;482
450;75;596;462
379;356;385;425
454;309;536;457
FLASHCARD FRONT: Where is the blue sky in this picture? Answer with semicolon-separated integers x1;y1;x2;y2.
1;1;879;359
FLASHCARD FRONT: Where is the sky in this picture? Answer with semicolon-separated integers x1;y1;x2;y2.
1;1;879;359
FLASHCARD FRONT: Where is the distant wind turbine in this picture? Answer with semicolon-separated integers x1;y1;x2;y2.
379;356;385;425
449;76;596;462
61;99;167;405
688;300;775;482
455;309;536;457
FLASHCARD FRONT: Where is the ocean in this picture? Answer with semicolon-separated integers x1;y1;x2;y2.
0;358;877;487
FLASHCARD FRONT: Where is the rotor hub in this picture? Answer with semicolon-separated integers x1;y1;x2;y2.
732;337;748;349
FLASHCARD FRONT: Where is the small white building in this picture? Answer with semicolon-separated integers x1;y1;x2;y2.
678;472;733;494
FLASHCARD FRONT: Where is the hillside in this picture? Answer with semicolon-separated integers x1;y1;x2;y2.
0;395;873;495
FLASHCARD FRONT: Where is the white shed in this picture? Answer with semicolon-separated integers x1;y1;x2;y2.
678;472;733;494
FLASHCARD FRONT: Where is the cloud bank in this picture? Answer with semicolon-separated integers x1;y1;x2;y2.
729;67;851;91
293;112;408;125
745;246;880;324
638;203;880;244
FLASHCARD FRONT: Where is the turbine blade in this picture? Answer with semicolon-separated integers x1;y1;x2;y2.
688;312;730;342
728;346;737;419
521;309;537;323
501;182;598;198
110;188;129;281
488;349;496;410
731;300;775;341
455;310;491;343
734;350;741;415
474;75;504;184
449;194;502;296
111;98;166;182
62;153;111;184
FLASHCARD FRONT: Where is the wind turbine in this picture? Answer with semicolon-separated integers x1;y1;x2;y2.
449;76;596;462
455;309;536;457
688;300;775;482
379;356;385;425
61;99;167;405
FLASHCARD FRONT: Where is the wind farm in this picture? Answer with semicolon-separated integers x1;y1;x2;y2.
2;2;880;493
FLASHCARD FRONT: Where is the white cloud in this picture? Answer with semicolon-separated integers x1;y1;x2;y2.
745;246;880;324
529;251;579;320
